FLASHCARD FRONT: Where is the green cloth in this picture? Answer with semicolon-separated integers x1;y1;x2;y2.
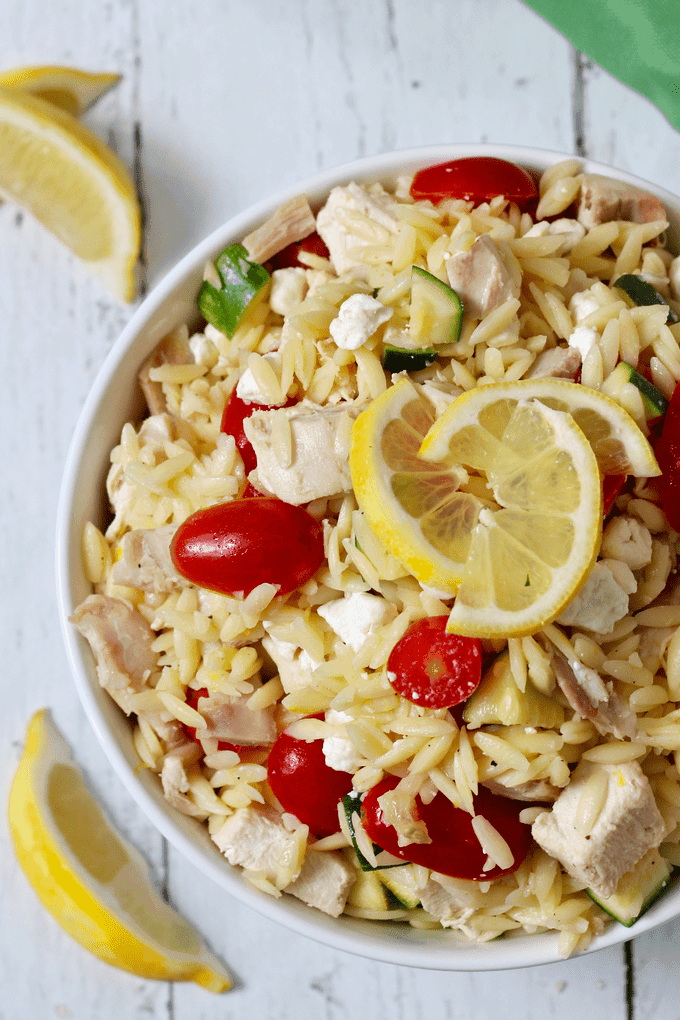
523;0;680;132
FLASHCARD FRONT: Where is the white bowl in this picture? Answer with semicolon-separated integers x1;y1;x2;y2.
57;144;680;970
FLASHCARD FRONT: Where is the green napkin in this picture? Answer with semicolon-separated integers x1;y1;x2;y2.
523;0;680;132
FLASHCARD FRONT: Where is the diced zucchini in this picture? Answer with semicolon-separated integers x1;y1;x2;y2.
463;651;565;730
382;345;438;373
378;865;421;909
342;792;402;871
347;869;392;911
603;361;668;420
614;273;679;325
587;847;672;927
409;265;463;345
198;243;270;338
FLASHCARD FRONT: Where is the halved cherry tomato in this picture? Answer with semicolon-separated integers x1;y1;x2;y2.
183;687;239;753
170;497;324;596
387;616;482;709
410;156;538;211
602;473;627;516
269;231;330;271
655;381;680;530
362;775;531;881
220;390;297;475
267;725;354;837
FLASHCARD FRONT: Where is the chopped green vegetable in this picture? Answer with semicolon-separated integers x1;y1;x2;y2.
587;848;672;927
409;265;463;345
342;792;401;871
605;361;669;420
378;865;421;908
198;243;270;338
382;345;438;373
614;273;679;325
463;651;565;729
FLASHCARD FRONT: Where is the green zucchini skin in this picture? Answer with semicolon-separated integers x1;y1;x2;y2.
410;265;463;345
382;345;438;372
614;273;679;325
609;360;669;419
198;243;270;338
342;792;402;871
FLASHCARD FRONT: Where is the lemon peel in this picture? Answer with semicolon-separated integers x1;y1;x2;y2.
9;709;232;993
0;87;140;300
0;65;121;116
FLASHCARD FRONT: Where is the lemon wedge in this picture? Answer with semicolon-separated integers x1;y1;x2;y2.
0;88;140;300
9;710;232;993
0;65;121;116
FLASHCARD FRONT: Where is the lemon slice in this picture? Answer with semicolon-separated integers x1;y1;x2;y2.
0;65;121;116
0;88;140;300
424;377;660;478
9;710;232;992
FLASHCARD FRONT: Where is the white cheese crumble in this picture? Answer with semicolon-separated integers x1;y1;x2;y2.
329;293;393;351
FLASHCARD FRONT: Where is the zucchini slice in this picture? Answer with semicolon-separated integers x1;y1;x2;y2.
342;792;402;871
463;651;565;730
614;273;679;325
378;865;421;908
587;848;672;927
198;243;270;338
382;345;438;373
605;361;668;420
347;869;392;911
409;265;463;345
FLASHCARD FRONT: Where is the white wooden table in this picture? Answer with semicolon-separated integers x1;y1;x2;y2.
3;2;680;1016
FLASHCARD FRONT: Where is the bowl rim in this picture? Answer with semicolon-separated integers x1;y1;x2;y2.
56;142;680;971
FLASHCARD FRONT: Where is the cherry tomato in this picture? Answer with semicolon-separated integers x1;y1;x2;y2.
221;390;297;475
387;617;482;709
267;725;354;837
602;473;627;516
410;156;538;210
655;381;680;530
183;687;239;752
362;775;531;881
170;497;324;596
269;231;330;271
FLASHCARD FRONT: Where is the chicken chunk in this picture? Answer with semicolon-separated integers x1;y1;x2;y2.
577;174;667;231
525;345;582;380
212;804;299;876
161;755;208;819
287;849;355;917
532;761;666;899
196;692;277;746
110;525;186;594
445;234;520;321
482;777;560;803
557;561;629;634
601;516;653;570
138;329;192;416
550;648;637;740
419;876;477;926
316;182;400;275
70;594;158;699
242;194;316;263
244;402;364;504
317;592;397;653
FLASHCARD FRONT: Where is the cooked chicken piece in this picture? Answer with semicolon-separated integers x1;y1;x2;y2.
532;760;666;899
161;754;208;819
601;516;653;570
638;626;677;674
549;647;637;740
419;876;477;926
287;849;355;917
316;182;400;275
525;345;582;380
557;561;629;634
138;329;192;416
196;692;277;746
577;174;667;231
244;402;365;504
242;195;316;263
482;777;560;803
70;594;158;698
318;592;397;653
110;525;186;593
444;234;520;321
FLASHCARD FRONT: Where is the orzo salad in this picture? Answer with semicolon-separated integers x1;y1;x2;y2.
72;156;680;956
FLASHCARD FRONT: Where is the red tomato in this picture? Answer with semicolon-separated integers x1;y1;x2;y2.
183;687;239;752
269;231;330;271
410;156;538;210
362;775;531;881
655;381;680;530
221;390;297;475
387;617;482;709
267;726;354;837
602;473;627;516
170;497;324;596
